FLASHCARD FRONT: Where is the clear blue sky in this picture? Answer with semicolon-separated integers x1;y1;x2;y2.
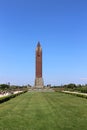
0;0;87;86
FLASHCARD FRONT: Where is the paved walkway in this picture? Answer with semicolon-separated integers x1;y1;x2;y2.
0;93;10;98
0;91;23;98
28;88;55;92
62;91;87;96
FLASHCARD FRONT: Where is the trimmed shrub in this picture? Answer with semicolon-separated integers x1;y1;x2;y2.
62;91;87;99
0;90;27;104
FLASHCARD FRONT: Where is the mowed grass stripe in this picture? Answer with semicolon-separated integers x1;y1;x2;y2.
43;92;87;129
0;92;87;130
0;92;34;129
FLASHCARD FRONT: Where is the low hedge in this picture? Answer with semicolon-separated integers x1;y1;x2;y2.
73;93;87;99
62;91;87;99
0;90;27;104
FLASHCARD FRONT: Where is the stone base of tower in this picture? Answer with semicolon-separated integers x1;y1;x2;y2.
35;78;44;88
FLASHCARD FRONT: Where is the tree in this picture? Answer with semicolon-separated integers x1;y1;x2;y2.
67;83;76;89
0;84;10;90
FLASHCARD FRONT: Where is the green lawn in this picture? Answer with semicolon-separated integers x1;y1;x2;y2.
0;92;87;130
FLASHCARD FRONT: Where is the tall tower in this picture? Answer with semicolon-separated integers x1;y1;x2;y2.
35;42;44;88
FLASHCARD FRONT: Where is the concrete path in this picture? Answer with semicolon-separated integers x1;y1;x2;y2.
62;91;87;96
0;91;23;98
28;88;55;92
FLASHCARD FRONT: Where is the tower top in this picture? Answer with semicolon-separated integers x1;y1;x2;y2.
37;42;41;47
36;41;42;51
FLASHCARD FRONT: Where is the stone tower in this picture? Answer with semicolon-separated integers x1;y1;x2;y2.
35;42;44;88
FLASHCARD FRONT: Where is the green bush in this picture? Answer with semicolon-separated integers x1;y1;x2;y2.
62;91;87;99
0;90;27;104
